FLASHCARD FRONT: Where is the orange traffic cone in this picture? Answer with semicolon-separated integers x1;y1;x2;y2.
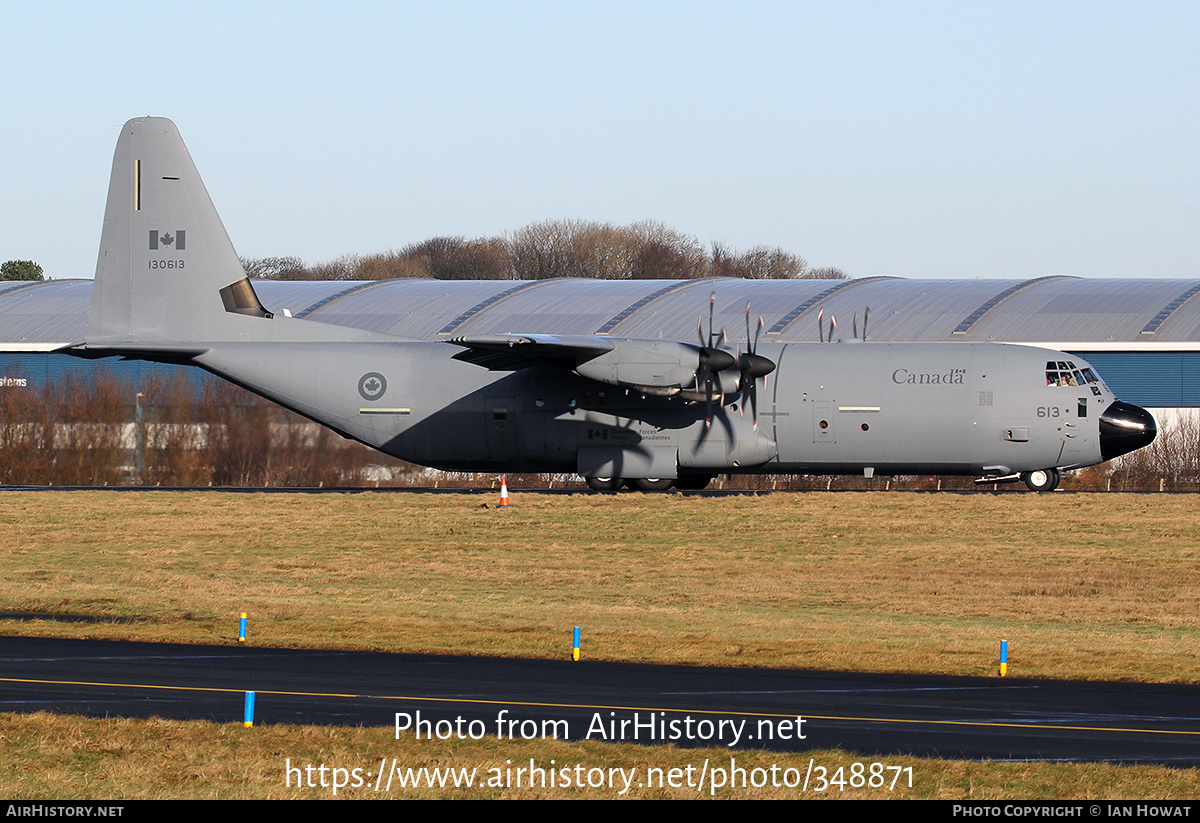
499;476;510;508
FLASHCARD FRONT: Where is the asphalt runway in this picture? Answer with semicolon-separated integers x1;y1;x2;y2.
1;636;1196;765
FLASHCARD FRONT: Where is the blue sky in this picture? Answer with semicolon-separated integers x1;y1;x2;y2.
3;1;1198;281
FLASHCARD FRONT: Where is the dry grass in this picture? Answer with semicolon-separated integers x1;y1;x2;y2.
0;491;1196;682
0;712;1195;800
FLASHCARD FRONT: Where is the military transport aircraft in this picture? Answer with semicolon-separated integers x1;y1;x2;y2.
65;117;1156;491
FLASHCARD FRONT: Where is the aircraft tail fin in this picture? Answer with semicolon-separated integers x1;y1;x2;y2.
87;117;271;349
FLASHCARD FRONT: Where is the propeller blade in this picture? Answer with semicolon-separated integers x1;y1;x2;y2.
704;364;714;430
708;291;717;348
745;301;753;353
746;368;757;430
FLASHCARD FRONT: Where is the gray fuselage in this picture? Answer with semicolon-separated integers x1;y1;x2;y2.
194;336;1121;479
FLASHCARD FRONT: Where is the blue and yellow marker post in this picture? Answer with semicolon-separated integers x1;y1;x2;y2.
573;627;581;661
239;612;247;643
999;640;1008;677
244;691;255;727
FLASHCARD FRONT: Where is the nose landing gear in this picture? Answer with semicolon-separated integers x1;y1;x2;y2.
1022;468;1060;492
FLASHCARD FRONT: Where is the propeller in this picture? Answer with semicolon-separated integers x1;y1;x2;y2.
690;293;775;437
738;301;776;432
696;292;734;429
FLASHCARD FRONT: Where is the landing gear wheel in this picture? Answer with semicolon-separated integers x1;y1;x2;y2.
674;473;715;491
585;476;622;492
631;477;675;492
1023;468;1060;492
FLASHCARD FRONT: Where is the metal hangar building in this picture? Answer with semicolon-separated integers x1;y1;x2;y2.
0;275;1196;421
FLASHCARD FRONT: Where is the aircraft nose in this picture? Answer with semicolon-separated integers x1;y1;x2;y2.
1099;401;1157;461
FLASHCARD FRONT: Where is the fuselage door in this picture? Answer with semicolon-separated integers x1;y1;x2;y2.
485;396;517;463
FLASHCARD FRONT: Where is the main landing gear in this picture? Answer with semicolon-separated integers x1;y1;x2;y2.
629;478;674;492
583;473;716;492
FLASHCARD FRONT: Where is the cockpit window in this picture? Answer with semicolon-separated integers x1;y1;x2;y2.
1046;360;1099;388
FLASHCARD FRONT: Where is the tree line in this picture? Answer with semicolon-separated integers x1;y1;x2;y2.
241;219;847;282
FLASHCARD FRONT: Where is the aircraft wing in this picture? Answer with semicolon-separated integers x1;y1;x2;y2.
448;333;731;397
447;334;615;370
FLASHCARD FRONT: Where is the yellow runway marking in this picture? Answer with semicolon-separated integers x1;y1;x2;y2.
2;676;1197;737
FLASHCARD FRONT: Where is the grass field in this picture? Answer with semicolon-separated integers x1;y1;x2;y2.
1;490;1197;799
3;712;1197;800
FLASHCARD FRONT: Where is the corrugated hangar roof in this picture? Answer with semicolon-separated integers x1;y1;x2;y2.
4;276;1200;348
0;280;93;347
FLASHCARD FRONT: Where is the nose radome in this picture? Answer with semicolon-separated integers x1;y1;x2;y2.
1099;401;1157;461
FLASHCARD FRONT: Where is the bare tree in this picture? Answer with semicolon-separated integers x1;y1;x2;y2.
629;221;705;279
356;251;432;280
808;266;849;280
309;254;360;281
509;220;575;280
391;237;510;280
241;256;309;280
705;242;816;279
